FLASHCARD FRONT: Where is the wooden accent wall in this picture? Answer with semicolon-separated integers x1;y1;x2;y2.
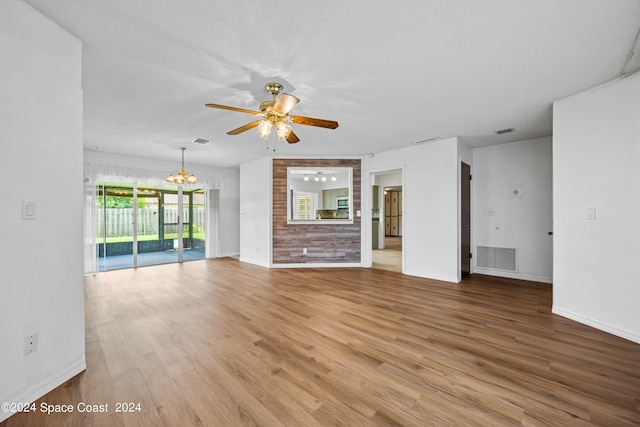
272;158;361;264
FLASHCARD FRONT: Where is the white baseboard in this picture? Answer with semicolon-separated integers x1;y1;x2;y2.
472;268;552;284
238;257;270;268
271;262;362;268
403;269;459;283
0;356;86;423
219;252;240;259
552;306;640;345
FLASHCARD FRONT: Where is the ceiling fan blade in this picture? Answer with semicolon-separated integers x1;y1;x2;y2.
292;115;339;129
227;120;261;135
205;103;260;115
286;130;300;144
272;93;300;114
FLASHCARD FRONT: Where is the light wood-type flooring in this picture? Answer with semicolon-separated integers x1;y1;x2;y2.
3;258;639;426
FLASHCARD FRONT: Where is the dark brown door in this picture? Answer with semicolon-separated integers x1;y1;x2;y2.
461;162;471;278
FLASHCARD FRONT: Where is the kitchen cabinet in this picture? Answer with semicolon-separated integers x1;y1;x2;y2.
322;188;348;210
372;219;379;250
385;190;402;237
323;189;337;209
390;216;399;236
372;186;379;249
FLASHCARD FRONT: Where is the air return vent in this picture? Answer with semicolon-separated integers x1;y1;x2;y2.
192;138;210;144
476;245;518;272
495;128;515;135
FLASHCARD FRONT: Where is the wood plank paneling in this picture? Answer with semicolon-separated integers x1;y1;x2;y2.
3;261;639;426
272;159;361;264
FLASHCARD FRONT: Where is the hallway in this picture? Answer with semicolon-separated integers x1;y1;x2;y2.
372;236;402;272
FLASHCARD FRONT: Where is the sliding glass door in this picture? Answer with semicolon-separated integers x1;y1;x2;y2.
96;182;206;271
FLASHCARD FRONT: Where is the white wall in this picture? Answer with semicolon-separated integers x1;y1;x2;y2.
377;173;402;188
553;74;640;343
365;138;460;282
473;137;553;282
0;1;85;422
239;157;272;267
84;150;240;258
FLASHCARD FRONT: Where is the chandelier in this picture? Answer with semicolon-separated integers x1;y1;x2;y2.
166;147;197;184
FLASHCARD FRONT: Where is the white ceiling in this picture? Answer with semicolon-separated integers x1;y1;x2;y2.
23;0;640;169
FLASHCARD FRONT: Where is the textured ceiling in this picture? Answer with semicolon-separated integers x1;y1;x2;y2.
22;0;640;168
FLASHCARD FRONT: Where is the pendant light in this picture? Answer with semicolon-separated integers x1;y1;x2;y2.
166;147;197;184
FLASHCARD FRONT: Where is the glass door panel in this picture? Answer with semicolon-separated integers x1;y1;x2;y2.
181;193;191;250
158;191;180;265
97;186;135;271
189;190;206;261
135;187;167;267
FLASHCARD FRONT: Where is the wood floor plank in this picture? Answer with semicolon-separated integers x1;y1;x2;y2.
3;258;639;426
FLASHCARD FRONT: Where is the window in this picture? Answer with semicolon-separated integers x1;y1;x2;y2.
287;167;353;223
292;191;313;220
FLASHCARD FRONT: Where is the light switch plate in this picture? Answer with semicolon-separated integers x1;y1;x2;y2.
22;200;37;220
586;206;597;220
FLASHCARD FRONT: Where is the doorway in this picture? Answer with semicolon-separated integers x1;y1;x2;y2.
373;236;402;272
371;169;403;272
461;162;471;278
96;182;206;271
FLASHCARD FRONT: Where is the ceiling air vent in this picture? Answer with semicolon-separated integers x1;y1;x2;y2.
495;128;515;135
192;138;210;145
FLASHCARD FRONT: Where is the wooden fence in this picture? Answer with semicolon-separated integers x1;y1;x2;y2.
97;208;205;237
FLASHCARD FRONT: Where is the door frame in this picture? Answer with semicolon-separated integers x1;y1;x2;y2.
365;166;405;273
460;162;471;279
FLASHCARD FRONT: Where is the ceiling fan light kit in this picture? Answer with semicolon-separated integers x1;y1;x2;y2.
274;120;292;141
257;120;272;139
206;82;338;144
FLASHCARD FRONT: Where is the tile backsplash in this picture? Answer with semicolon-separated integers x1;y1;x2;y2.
316;209;349;219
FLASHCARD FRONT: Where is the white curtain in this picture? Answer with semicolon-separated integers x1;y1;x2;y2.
83;178;98;274
83;163;225;189
82;163;225;274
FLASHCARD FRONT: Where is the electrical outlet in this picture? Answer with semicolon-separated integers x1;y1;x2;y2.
24;333;38;356
302;248;307;255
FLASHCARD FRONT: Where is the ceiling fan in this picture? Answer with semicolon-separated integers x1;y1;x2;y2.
205;82;338;144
